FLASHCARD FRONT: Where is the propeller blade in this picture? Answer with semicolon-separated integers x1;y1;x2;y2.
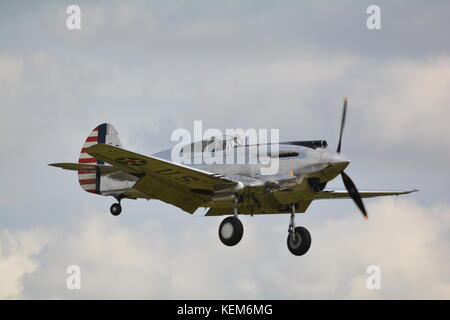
336;97;347;153
341;170;368;219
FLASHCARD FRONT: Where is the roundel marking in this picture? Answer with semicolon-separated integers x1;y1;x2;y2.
115;157;147;166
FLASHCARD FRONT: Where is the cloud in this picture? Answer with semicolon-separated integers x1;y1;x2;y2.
319;198;450;299
350;56;450;151
1;198;449;299
0;227;50;299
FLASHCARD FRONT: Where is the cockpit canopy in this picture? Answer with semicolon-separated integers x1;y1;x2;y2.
181;135;243;155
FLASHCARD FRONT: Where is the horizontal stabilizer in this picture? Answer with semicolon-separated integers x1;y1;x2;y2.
48;163;121;175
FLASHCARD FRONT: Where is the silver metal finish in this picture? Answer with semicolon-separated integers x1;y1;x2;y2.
289;203;296;240
220;222;234;239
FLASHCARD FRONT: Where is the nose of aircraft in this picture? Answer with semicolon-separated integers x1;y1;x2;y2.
320;150;350;179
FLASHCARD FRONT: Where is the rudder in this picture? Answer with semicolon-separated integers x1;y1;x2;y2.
78;123;122;194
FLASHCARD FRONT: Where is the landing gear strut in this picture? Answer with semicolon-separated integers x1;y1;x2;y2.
110;199;122;216
218;194;244;246
286;204;311;256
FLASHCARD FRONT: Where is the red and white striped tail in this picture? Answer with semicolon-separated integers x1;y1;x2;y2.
78;123;122;194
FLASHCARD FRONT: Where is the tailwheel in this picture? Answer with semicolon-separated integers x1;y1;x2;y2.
219;216;244;246
110;203;122;216
287;226;311;256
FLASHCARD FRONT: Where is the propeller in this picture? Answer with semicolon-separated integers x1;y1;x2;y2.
341;171;368;219
336;97;347;154
336;97;368;219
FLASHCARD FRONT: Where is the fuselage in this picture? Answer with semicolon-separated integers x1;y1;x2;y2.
154;143;349;183
152;142;350;211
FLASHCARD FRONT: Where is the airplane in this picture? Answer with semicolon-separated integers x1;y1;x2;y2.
49;99;417;256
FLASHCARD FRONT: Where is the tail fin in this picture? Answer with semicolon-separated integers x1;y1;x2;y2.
78;123;122;194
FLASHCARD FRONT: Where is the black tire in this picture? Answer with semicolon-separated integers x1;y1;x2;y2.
219;216;244;246
287;226;311;256
110;203;122;216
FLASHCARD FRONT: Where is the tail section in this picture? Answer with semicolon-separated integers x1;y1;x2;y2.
78;123;122;194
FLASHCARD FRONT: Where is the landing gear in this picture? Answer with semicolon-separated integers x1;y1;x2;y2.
219;216;244;246
287;226;311;256
286;204;311;256
110;202;122;216
218;194;244;246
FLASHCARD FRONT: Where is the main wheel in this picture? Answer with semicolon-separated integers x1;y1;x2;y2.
219;216;244;246
110;203;122;216
287;226;311;256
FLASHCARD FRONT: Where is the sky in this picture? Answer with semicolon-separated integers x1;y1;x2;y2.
1;0;450;299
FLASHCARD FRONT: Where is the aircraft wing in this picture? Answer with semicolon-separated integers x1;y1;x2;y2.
86;144;238;213
313;189;418;200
